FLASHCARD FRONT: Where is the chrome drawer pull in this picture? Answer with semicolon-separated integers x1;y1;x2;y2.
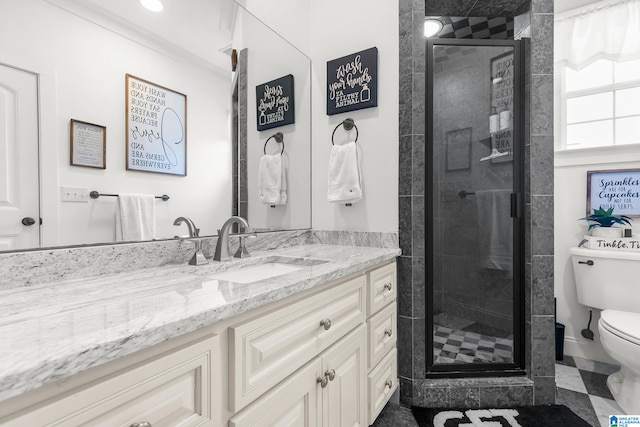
130;422;152;427
317;375;328;388
326;369;336;381
320;319;332;330
384;328;393;337
384;282;392;291
385;380;393;389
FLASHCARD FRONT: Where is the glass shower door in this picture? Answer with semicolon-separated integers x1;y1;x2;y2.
426;39;524;375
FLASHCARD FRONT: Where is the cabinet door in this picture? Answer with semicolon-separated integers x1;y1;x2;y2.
229;359;322;427
322;325;367;427
367;263;396;316
8;335;217;427
229;275;366;411
367;302;397;370
367;348;398;425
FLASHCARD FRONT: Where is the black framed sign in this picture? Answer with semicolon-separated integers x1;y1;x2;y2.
256;74;295;131
126;74;187;176
326;47;378;115
587;169;640;217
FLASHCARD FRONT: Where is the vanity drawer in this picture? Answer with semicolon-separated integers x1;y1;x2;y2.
368;348;398;425
367;302;397;370
8;335;217;427
229;275;366;412
367;262;396;316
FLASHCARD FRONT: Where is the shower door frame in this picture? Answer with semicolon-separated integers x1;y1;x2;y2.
425;38;526;378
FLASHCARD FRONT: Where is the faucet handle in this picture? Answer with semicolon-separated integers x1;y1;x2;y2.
233;233;257;258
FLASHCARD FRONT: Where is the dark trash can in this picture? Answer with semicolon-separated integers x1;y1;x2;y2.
555;322;565;361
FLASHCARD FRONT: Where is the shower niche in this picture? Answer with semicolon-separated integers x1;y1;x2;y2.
426;39;525;377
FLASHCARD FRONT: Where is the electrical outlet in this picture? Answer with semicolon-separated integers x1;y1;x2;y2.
61;186;89;202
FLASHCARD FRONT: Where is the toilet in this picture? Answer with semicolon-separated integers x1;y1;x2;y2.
570;246;640;415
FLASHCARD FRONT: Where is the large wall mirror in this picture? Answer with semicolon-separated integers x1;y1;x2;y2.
0;0;311;252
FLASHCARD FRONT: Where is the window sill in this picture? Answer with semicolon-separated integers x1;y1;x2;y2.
555;144;640;167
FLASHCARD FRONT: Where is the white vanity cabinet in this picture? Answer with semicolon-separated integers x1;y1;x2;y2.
229;325;367;427
5;334;218;427
366;262;398;424
0;258;397;427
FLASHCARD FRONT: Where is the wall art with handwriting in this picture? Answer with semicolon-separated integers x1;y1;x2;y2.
256;74;295;131
126;74;187;176
587;169;640;217
326;47;378;115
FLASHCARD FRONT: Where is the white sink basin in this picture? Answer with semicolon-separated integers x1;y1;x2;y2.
210;262;303;284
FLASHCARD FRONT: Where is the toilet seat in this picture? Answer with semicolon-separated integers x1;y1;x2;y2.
600;310;640;346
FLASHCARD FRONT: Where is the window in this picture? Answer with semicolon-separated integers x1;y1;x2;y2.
559;58;640;150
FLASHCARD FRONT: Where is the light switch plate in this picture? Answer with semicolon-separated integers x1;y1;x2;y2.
61;186;89;202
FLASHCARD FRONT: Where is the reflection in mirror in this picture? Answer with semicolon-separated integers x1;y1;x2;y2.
0;0;311;253
231;11;311;232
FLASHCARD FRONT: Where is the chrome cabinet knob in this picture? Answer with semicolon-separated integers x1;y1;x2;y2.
384;282;392;291
320;319;332;330
325;369;336;381
384;328;393;337
317;375;328;388
385;379;393;389
130;422;152;427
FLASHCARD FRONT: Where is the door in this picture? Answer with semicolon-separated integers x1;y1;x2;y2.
0;63;40;250
426;40;524;376
322;325;367;427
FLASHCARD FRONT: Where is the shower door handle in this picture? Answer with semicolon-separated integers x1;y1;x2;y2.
510;193;521;218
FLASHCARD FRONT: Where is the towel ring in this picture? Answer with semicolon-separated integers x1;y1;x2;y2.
264;132;284;155
331;118;359;145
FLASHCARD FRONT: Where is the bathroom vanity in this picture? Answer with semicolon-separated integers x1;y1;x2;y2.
0;244;398;426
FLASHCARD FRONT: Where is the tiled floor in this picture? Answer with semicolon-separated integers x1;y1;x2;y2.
556;354;624;427
372;354;624;427
433;324;513;364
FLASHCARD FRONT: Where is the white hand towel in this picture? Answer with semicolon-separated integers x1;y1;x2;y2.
258;154;287;205
115;193;156;242
327;140;362;203
476;189;512;272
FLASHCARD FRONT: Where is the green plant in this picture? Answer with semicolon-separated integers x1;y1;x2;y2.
580;206;632;230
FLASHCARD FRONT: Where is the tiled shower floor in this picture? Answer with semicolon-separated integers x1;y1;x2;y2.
433;323;514;364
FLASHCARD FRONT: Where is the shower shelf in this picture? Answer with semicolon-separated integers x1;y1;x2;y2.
480;149;509;162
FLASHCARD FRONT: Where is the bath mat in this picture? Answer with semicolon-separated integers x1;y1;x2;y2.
411;404;591;427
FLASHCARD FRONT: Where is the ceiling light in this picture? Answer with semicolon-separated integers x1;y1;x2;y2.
424;19;443;38
140;0;163;12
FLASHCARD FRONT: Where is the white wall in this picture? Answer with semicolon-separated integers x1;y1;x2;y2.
234;0;311;55
309;0;399;232
1;0;232;246
554;146;640;363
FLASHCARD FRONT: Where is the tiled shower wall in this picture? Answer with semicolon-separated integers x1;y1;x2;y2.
398;0;555;407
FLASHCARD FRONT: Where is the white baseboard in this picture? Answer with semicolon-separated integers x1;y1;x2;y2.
562;335;616;364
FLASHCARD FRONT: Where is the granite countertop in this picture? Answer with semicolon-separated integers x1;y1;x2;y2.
0;244;399;402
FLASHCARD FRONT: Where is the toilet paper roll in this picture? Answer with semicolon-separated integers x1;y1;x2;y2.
499;110;512;130
489;114;499;134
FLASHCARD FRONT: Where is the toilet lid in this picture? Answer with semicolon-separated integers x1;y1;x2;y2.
600;310;640;346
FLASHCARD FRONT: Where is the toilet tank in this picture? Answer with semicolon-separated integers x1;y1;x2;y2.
570;247;640;312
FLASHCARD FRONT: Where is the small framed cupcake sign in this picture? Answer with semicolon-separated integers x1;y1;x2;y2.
587;168;640;217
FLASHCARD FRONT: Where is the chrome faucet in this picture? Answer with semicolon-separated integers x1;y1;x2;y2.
173;216;208;265
173;216;199;237
213;216;255;261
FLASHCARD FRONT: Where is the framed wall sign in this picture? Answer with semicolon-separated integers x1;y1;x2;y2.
256;74;295;131
326;47;378;116
125;74;187;176
587;168;640;217
70;119;106;169
490;50;514;164
446;128;471;171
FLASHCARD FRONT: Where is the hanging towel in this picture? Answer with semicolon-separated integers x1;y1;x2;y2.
115;193;156;242
258;154;287;205
327;140;362;204
476;189;512;272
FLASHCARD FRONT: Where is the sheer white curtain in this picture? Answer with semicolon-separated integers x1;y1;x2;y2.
555;0;640;70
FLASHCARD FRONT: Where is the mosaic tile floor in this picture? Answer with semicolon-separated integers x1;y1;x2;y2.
433;323;514;364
